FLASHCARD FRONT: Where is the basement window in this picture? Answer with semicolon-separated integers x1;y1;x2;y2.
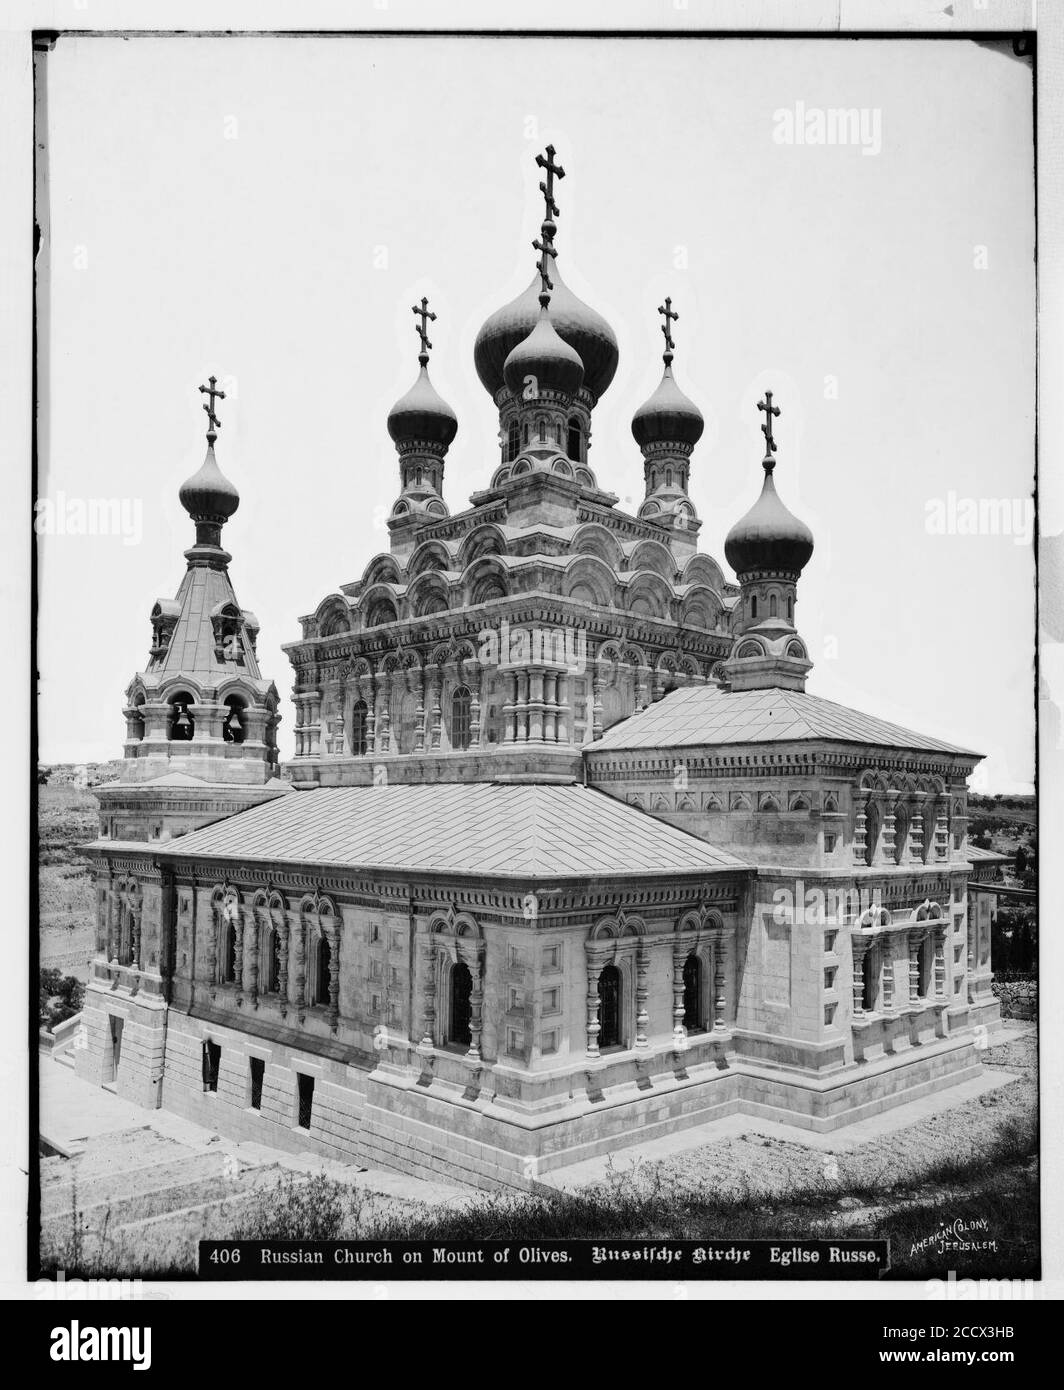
296;1073;314;1131
248;1057;264;1111
202;1040;221;1094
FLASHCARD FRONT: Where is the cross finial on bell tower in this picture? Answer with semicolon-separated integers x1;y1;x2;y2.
758;389;781;468
535;144;565;221
532;231;557;297
657;296;679;360
198;376;226;444
411;296;436;365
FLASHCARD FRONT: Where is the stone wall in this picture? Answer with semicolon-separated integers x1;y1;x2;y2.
992;978;1037;1020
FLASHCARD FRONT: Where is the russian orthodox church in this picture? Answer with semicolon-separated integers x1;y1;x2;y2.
75;149;1000;1190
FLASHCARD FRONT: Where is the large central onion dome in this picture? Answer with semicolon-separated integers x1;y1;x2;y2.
387;361;458;450
503;296;585;400
631;359;705;448
476;256;618;402
724;464;814;577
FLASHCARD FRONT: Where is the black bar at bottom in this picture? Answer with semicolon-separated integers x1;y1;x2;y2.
199;1238;889;1278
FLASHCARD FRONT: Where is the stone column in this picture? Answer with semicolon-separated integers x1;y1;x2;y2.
470;672;482;746
592;665;604;742
246;905;260;1009
635;664;651;711
543;671;558;743
278;910;290;1019
207;901;219;988
420;934;437;1049
882;793;898;863
933;926;946;997
327;923;340;1033
907;929;923;1003
528;669;545;742
635;940;649;1050
366;673;378;754
555;672;569;743
468;949;484;1061
516;671;530;741
292;916;306;1024
584;946;605;1057
430;669;443;750
851;934;870;1016
131;907;142;971
415;669;427;753
379;672;392;752
233;906;245;1005
671;940;688;1045
713;931;728;1030
852;798;868;865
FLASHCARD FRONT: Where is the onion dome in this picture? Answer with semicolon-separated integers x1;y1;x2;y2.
632;359;704;448
503;294;585;399
179;442;240;524
476;256;618;401
725;461;814;577
387;361;458;451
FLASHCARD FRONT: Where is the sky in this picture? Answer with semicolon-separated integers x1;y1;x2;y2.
35;33;1036;791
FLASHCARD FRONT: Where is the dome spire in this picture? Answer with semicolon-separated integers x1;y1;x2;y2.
386;295;456;552
179;376;240;564
633;296;704;548
722;392;815;693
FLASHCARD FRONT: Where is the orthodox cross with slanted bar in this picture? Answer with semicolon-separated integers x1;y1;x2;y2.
758;390;781;459
536;144;565;221
658;297;679;356
412;297;436;361
199;376;226;442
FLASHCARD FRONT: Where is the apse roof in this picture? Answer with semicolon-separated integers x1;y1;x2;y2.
157;782;748;879
589;685;980;757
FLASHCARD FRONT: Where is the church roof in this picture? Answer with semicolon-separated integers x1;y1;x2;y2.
158;783;747;879
589;684;980;757
150;563;263;683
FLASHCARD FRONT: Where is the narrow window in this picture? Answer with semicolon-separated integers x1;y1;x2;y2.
314;934;332;1006
449;962;473;1046
507;420;520;462
249;1056;264;1111
567;416;582;461
750;595;758;620
598;965;622;1049
682;954;703;1032
861;951;877;1012
769;594;778;618
202;1040;221;1093
296;1073;314;1130
451;685;472;751
351;700;368;756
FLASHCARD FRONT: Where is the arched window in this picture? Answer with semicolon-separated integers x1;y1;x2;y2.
130;696;145;741
451;685;472;751
787;595;793;621
223;695;247;744
861;949;878;1012
449;962;472;1046
750;595;758;620
313;933;332;1006
665;467;673;488
567;416;582;461
864;802;880;867
507;420;520;462
598;964;622;1049
682;955;704;1032
221;922;236;984
769;594;778;618
351;700;368;756
263;930;281;994
168;691;195;741
538;417;547;443
119;910;135;967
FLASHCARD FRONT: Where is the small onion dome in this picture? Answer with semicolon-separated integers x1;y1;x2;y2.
387;362;458;450
632;359;704;449
503;297;585;400
724;465;814;577
476;257;618;401
178;444;240;523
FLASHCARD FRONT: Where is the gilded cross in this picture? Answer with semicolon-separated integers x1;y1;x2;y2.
536;144;565;220
198;376;226;439
532;233;556;294
658;297;679;353
758;390;781;455
412;297;436;357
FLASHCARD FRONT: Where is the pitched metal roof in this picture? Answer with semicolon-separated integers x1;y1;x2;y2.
149;564;262;682
589;685;979;756
160;783;748;879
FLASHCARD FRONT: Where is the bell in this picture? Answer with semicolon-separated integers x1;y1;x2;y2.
175;708;192;731
227;710;243;733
